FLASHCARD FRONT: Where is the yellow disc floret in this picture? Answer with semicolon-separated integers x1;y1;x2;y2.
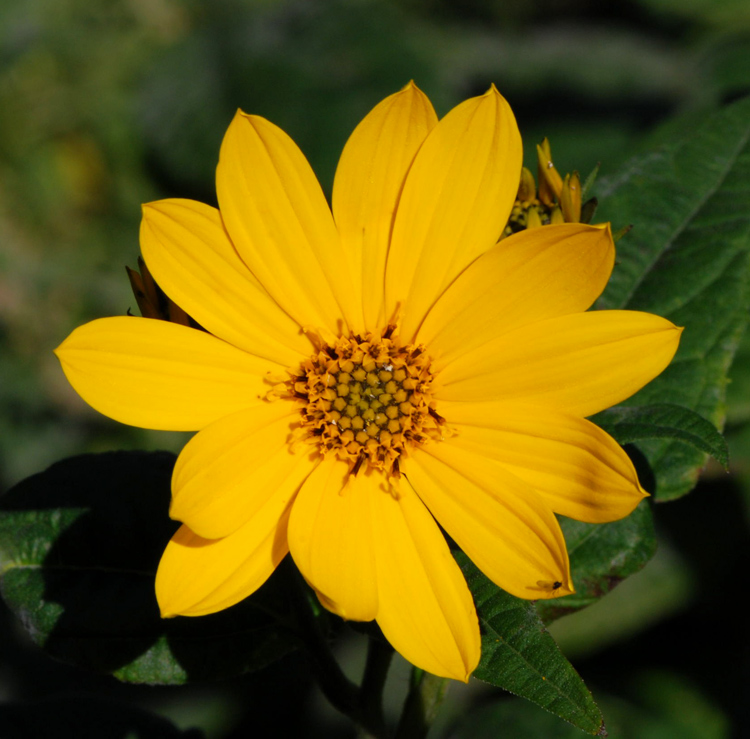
290;328;445;477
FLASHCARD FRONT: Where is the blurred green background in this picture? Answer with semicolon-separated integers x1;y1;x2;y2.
1;0;749;736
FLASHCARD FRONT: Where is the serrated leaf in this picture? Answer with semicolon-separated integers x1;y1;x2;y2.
594;95;750;500
592;403;729;469
457;552;604;736
537;500;657;624
0;452;299;684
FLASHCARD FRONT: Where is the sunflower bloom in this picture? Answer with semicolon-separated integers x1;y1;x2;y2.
55;83;681;681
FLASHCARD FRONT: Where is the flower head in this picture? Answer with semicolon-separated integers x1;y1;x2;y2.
55;83;681;681
503;137;592;237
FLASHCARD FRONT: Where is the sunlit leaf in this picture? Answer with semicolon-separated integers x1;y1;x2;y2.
596;94;750;500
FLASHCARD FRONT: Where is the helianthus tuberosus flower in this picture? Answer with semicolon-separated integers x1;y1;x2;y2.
55;83;681;681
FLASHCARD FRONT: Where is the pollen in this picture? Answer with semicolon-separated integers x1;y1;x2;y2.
289;329;445;476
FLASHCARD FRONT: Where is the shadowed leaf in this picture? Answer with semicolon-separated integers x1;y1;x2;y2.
459;553;604;736
0;452;299;684
592;404;729;469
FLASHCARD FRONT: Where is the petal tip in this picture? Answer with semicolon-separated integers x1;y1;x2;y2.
453;649;480;683
156;585;181;619
599;222;614;242
141;200;167;217
532;576;575;600
229;108;256;132
156;563;199;619
237;110;263;128
53;333;77;363
393;80;430;111
167;498;183;523
667;322;685;353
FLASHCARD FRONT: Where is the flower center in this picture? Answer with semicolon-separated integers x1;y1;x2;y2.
290;330;444;476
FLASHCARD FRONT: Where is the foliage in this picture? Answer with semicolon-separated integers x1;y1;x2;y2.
0;452;301;684
596;94;750;500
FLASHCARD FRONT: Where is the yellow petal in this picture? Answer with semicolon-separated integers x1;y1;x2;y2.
437;400;647;523
419;223;615;367
170;402;317;539
157;502;292;617
537;137;562;206
371;481;480;681
526;207;543;229
518;166;536;202
140;199;311;366
437;310;682;417
55;316;278;430
217;111;357;337
561;172;582;223
332;82;438;332
287;457;379;621
385;86;522;342
404;448;573;601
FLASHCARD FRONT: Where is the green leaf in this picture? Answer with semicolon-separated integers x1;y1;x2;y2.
725;326;750;425
458;552;604;736
592;404;729;469
595;94;750;500
537;501;657;624
0;452;299;684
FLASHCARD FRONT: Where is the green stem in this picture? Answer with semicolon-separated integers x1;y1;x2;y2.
286;564;358;713
286;562;390;738
394;668;450;739
358;638;394;736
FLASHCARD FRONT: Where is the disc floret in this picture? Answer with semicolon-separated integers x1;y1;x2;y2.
290;329;444;476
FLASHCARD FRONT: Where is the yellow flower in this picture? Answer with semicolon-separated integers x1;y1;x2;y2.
55;83;681;682
503;137;589;238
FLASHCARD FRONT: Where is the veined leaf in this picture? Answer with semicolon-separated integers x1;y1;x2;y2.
458;553;605;736
595;94;750;500
537;501;657;624
461;504;654;730
592;403;729;469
